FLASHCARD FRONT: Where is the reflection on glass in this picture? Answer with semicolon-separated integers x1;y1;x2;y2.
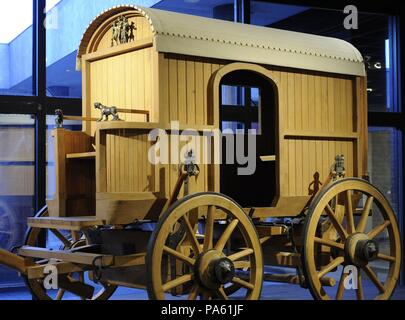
367;127;402;283
368;127;401;216
0;114;35;287
222;121;245;133
250;1;398;112
0;0;33;96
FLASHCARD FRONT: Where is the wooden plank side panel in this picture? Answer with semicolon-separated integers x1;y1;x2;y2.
105;131;154;193
88;48;153;135
276;69;358;197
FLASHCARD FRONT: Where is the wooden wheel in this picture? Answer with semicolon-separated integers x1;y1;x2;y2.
146;192;263;300
303;178;401;300
23;207;117;300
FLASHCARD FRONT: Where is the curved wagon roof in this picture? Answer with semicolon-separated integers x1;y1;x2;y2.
77;5;366;76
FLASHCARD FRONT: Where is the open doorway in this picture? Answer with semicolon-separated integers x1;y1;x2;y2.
219;70;277;207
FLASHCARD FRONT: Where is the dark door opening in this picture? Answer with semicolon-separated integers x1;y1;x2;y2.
220;70;277;207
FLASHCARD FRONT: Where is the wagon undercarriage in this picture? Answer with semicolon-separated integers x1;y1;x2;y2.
0;167;401;300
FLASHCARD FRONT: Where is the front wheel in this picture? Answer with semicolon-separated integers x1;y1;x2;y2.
23;207;117;300
146;192;263;300
303;178;401;300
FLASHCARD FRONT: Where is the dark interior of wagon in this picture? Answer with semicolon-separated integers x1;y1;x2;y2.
220;70;277;207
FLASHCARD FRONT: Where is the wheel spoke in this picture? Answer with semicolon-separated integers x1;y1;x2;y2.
356;268;364;300
363;265;385;293
232;276;254;290
163;245;196;266
217;287;229;300
325;205;348;240
188;284;199;300
318;257;344;279
228;248;254;261
376;253;396;263
357;196;374;233
203;205;215;252
336;271;348;300
56;289;65;300
162;273;193;292
367;221;391;239
50;229;71;248
345;190;355;234
215;219;239;252
314;237;344;250
182;216;201;254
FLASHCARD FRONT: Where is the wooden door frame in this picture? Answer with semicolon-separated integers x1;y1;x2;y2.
208;62;280;200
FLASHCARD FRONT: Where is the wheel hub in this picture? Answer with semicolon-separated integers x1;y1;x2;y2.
196;250;235;290
345;233;379;266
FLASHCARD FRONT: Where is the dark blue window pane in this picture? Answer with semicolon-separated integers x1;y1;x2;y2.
251;1;398;113
0;114;35;288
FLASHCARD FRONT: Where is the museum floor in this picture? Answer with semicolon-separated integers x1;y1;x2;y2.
1;282;405;300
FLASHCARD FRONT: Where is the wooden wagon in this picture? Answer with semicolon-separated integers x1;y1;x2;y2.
0;5;401;300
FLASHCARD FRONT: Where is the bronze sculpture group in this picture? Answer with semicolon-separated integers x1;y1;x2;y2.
111;16;136;46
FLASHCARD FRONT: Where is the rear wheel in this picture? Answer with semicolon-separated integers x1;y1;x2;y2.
303;178;401;300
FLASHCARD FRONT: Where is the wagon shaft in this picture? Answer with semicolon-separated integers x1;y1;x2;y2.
0;248;31;274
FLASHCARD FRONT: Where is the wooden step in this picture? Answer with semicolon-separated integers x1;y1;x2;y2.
66;152;96;160
28;216;105;231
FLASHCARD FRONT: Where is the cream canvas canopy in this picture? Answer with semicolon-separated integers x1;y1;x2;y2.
77;5;366;76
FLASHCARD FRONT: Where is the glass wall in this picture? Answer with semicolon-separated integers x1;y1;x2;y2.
45;0;162;98
368;128;402;216
0;114;35;287
250;1;400;113
0;1;33;96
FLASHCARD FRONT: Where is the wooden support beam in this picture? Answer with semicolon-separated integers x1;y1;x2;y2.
0;248;31;273
18;246;114;266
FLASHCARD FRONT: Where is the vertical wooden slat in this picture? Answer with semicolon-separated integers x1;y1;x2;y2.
144;48;152;121
186;61;196;125
203;63;212;125
287;73;295;131
279;72;289;196
294;73;302;132
159;54;169;124
321;76;328;132
169;58;179;122
314;76;322;131
327;77;335;133
195;62;204;125
178;60;187;124
334;78;341;133
301;74;308;131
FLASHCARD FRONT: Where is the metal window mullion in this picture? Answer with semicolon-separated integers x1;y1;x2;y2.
33;0;47;212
